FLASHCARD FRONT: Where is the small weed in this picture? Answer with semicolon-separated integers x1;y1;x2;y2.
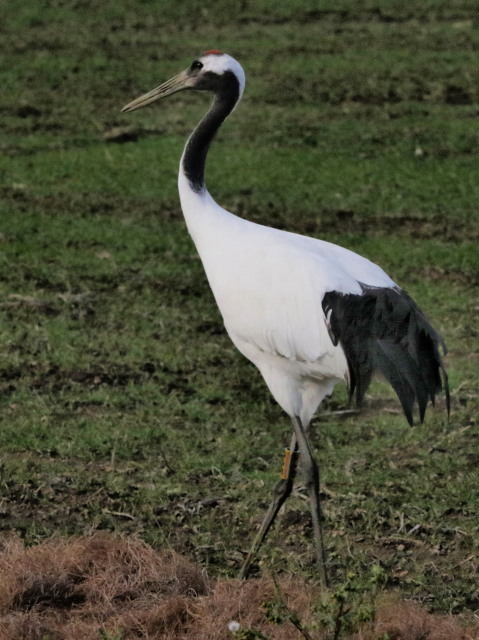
263;574;316;640
316;565;387;639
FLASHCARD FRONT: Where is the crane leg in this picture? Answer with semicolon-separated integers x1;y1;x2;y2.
239;432;299;580
291;415;329;588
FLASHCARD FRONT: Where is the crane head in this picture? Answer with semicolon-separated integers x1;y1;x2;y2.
121;51;245;113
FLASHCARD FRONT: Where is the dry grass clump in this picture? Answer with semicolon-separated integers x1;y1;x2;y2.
366;599;477;640
192;574;320;639
0;532;477;640
0;532;207;640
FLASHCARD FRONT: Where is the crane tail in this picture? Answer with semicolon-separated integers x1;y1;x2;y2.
322;285;449;425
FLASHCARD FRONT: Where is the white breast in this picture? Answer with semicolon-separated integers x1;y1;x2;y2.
179;171;395;425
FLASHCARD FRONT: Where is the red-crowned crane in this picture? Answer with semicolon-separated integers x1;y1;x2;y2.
122;51;449;586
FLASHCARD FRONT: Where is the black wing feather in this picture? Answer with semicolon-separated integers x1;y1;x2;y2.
322;285;449;425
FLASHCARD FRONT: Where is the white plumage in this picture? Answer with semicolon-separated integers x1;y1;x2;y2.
122;51;448;583
181;176;395;425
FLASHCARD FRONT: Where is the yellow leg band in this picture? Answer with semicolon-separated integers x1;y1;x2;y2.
281;448;293;480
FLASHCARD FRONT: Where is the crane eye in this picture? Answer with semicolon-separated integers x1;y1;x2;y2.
190;60;203;71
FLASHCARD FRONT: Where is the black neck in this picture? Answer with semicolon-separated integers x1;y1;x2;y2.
182;71;240;193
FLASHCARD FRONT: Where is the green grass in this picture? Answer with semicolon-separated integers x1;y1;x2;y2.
1;0;478;624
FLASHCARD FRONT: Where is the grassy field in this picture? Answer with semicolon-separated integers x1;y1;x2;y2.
1;0;478;633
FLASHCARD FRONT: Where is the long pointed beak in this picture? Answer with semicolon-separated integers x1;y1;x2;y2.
121;69;191;113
